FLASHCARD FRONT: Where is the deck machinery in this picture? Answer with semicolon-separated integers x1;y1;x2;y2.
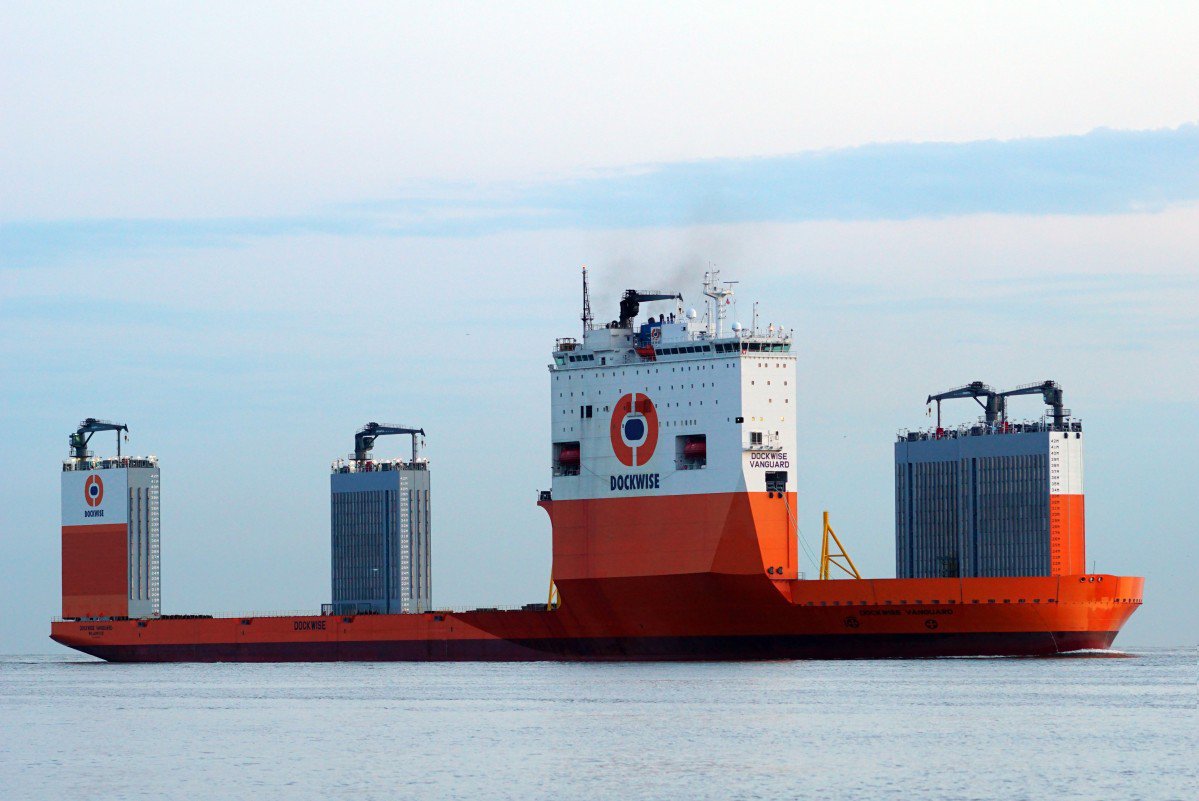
897;382;1084;579
50;272;1141;661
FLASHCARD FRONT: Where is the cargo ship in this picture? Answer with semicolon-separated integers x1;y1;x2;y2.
51;271;1142;661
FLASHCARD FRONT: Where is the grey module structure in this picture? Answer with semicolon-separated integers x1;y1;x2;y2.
895;422;1082;579
330;464;431;614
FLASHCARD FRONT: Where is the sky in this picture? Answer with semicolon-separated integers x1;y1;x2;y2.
2;2;1196;651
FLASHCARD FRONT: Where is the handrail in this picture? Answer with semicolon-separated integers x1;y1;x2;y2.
54;604;558;622
897;417;1083;441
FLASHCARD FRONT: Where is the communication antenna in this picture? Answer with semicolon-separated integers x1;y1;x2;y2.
581;265;593;335
702;270;737;338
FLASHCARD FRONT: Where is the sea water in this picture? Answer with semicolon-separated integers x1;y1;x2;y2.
1;647;1193;800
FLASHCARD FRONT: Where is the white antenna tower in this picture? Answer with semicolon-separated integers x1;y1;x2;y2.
703;270;736;338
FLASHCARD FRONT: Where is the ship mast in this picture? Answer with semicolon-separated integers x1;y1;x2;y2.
703;270;736;338
581;265;593;336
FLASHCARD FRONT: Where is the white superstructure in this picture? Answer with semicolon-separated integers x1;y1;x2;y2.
549;272;796;500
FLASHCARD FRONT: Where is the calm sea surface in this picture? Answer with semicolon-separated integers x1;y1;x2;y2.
2;647;1194;800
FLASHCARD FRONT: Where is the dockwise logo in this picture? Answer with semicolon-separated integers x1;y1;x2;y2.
610;392;659;467
84;474;104;507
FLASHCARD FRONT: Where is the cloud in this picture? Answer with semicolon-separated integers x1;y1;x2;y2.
3;126;1196;267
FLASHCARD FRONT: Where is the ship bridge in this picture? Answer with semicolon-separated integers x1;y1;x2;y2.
554;328;792;368
553;271;792;369
544;268;800;588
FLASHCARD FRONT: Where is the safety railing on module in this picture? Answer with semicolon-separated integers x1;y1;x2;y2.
898;417;1083;441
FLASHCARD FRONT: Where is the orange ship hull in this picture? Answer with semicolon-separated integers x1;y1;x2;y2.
50;572;1142;662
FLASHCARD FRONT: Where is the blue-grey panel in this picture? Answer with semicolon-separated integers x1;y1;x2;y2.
329;467;432;614
895;430;1049;464
895;433;1052;579
330;470;404;494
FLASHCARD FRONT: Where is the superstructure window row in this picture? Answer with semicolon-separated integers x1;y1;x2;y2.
714;342;790;353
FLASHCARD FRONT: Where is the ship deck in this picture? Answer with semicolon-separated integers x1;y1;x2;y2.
51;573;1143;663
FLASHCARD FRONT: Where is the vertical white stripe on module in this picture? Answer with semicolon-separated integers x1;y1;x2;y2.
1050;434;1085;495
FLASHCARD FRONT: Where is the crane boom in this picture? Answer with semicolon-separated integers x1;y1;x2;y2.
925;381;1001;427
618;289;682;328
69;418;129;460
998;381;1066;427
354;422;425;462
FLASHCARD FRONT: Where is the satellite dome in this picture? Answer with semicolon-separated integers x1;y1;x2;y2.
732;321;743;332
687;308;698;319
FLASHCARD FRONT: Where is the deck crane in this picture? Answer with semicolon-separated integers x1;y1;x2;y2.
354;422;425;463
69;418;128;460
926;381;1001;429
999;381;1067;428
618;289;682;328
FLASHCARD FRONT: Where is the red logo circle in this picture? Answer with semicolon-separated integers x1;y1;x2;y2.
610;393;659;467
84;474;104;507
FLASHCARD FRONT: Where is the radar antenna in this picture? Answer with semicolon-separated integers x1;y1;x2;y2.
703;270;737;338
